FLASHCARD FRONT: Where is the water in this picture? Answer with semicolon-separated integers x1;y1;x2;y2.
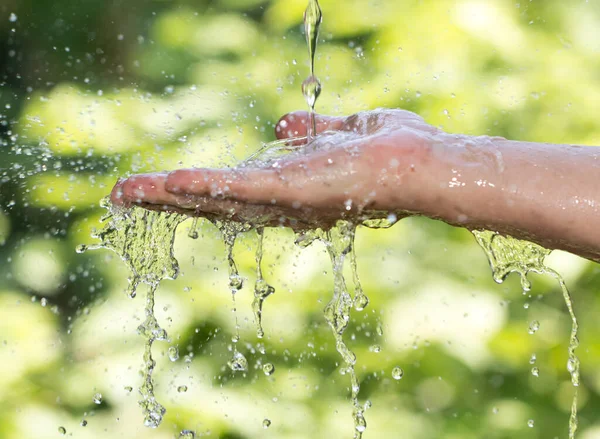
77;198;184;298
473;230;580;438
391;367;404;380
320;221;367;438
263;362;275;376
302;0;323;141
81;200;184;428
138;282;168;427
79;4;582;438
253;227;275;338
212;220;252;371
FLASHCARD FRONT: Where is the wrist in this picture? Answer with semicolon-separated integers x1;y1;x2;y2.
418;133;509;228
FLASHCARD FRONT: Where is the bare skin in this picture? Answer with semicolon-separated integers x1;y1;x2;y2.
110;109;600;262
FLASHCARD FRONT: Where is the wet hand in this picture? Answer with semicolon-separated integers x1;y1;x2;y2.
110;109;449;228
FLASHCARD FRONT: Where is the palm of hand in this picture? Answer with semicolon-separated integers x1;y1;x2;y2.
111;109;443;229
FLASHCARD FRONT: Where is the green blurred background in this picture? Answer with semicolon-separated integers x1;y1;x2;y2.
1;0;600;438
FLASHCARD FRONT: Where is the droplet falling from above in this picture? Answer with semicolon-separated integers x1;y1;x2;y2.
302;75;322;110
304;0;322;76
302;0;323;141
92;392;103;404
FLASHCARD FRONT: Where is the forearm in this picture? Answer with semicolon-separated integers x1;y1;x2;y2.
423;136;600;262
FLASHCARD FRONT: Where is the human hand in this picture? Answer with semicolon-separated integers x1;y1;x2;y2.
110;109;451;229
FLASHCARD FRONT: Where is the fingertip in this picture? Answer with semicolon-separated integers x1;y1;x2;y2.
110;178;126;205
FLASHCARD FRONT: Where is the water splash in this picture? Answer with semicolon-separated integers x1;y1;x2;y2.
80;199;184;427
472;230;580;438
78;198;183;298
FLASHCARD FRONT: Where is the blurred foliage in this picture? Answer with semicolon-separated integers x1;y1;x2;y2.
1;0;600;438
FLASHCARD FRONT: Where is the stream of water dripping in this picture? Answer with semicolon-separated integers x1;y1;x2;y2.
79;200;184;427
78;2;584;437
472;230;580;438
323;221;367;438
253;227;275;339
213;220;252;371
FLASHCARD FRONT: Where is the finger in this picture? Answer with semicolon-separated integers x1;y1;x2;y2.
120;173;197;209
110;178;127;206
275;111;345;140
165;144;363;210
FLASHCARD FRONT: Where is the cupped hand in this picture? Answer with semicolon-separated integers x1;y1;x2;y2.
110;109;449;228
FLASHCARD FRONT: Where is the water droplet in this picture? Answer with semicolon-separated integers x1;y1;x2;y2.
354;411;367;432
369;345;381;353
80;419;88;427
92;392;103;404
263;363;275;376
528;320;540;334
529;353;537;364
354;292;369;311
177;385;188;393
168;346;179;362
179;430;196;439
262;419;272;429
376;323;384;337
76;244;87;254
228;351;248;372
531;367;539;377
9;13;17;22
58;426;66;435
124;386;133;393
527;419;535;428
392;367;404;380
301;75;322;109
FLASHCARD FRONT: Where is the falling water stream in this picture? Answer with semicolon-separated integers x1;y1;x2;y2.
79;1;582;437
77;198;184;427
472;231;580;438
